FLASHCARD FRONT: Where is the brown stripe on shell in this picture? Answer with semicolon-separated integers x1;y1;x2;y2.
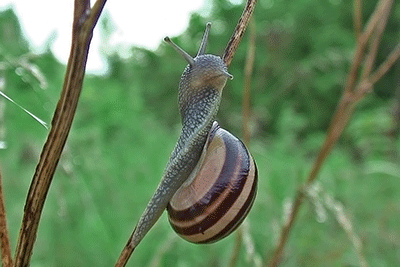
195;159;257;244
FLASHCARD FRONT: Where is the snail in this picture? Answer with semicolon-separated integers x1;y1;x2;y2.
129;23;257;248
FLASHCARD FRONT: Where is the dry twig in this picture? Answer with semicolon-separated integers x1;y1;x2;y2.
13;1;107;266
0;164;12;267
353;0;362;39
268;0;399;265
223;0;258;67
228;18;257;267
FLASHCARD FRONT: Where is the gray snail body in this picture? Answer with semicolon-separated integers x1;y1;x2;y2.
130;23;257;248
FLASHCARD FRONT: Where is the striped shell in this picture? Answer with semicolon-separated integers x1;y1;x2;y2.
167;122;258;244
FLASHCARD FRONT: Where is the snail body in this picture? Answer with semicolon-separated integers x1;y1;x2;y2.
130;23;257;248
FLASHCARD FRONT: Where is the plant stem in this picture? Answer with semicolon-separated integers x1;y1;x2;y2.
0;164;12;267
13;1;107;266
268;0;398;266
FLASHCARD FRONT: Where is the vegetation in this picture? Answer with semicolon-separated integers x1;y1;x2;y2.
0;0;400;266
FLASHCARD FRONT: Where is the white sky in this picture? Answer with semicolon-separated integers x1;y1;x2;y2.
0;0;209;73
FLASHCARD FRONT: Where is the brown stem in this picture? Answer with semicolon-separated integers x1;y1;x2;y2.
369;42;400;85
360;0;393;82
269;99;357;267
354;0;394;102
228;19;257;267
13;1;107;266
268;189;305;266
344;0;389;95
362;0;391;41
223;0;258;67
0;164;12;267
115;235;136;267
353;0;362;40
268;0;396;266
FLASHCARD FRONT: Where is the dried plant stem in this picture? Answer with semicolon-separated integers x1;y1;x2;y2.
115;235;136;267
369;42;400;85
345;0;391;94
268;0;399;266
0;164;12;267
228;17;257;267
360;0;392;82
13;1;107;266
353;0;362;39
223;0;258;67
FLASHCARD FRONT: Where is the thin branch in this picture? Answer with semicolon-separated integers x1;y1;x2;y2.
344;0;390;95
0;163;12;267
353;42;400;103
353;0;362;40
360;0;392;82
268;0;397;265
361;0;391;43
268;188;305;267
229;19;257;267
115;234;136;267
306;0;394;203
13;1;107;266
223;0;258;67
370;42;400;85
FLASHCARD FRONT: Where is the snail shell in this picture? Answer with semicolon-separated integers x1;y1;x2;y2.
167;122;258;244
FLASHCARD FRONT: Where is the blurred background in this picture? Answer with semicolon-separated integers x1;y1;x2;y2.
0;0;400;266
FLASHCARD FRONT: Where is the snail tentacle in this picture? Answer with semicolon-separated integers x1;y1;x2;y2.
197;22;211;57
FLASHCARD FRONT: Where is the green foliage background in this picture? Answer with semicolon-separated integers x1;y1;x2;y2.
1;0;400;266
